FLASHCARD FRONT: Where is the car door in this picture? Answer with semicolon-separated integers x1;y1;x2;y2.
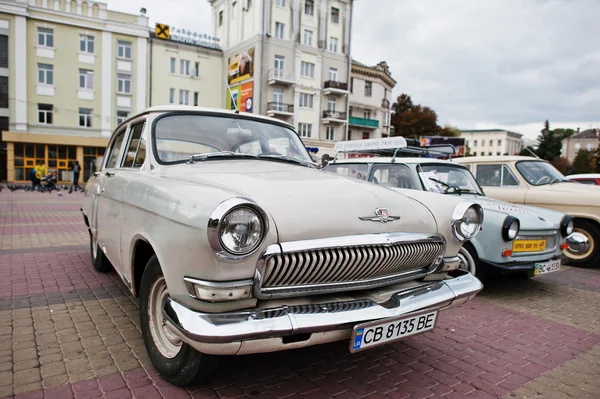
474;163;528;204
96;125;129;271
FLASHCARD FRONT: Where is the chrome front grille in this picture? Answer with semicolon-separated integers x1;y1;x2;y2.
257;233;446;298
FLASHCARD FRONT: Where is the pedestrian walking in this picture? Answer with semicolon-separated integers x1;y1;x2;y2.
69;161;81;194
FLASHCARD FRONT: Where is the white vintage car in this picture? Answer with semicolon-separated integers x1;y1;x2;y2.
81;106;484;386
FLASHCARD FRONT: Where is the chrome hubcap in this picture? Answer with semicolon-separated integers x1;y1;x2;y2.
148;277;182;358
564;229;593;259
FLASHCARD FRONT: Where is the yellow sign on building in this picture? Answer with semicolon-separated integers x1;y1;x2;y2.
155;23;170;40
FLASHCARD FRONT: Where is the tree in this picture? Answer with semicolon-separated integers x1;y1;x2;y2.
439;125;461;137
390;94;440;138
536;120;563;161
572;150;595;174
520;146;538;157
550;157;572;175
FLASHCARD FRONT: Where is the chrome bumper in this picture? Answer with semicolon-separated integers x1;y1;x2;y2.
163;270;483;356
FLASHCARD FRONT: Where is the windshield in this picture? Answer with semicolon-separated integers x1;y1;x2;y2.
323;163;369;180
153;114;312;164
516;161;565;186
418;164;484;195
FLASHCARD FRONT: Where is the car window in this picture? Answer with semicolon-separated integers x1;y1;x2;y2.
370;164;415;189
476;164;519;187
105;128;127;169
122;122;146;168
516;161;564;186
323;163;369;180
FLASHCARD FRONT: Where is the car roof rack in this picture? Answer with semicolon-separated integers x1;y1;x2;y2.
331;138;457;163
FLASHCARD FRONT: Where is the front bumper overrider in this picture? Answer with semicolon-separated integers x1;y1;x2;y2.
162;269;483;356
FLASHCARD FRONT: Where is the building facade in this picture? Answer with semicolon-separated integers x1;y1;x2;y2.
0;0;149;183
561;129;599;164
348;60;395;141
210;0;354;158
460;129;523;156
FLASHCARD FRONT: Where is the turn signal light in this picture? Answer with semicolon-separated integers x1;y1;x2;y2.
502;249;513;257
561;243;569;250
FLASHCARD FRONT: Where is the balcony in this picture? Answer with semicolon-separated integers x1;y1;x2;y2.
323;80;349;95
349;116;379;129
268;69;295;85
267;102;294;118
322;110;347;124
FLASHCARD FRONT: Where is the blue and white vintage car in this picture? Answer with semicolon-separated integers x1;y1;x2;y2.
324;138;573;279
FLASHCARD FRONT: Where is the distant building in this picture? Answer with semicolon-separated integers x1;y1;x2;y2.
348;60;396;141
561;129;600;163
460;129;523;156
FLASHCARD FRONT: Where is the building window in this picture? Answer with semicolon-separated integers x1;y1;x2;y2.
299;93;314;108
117;41;132;59
194;62;200;77
38;64;54;85
169;88;175;104
328;67;338;81
362;132;370;140
329;37;338;52
298;123;312;138
473;140;478;147
274;55;284;75
180;59;190;75
80;35;94;53
587;143;593;151
273;88;283;108
219;11;224;26
488;152;492;156
301;61;315;78
497;152;501;156
116;110;129;125
247;0;252;8
38;104;53;124
305;0;314;15
117;74;131;94
79;108;92;128
331;7;340;23
37;28;54;47
326;126;335;141
327;97;336;111
276;0;286;6
179;89;190;105
78;69;94;89
275;22;285;39
473;152;477;156
231;1;237;19
481;139;486;146
364;110;371;119
194;92;199;106
364;81;372;97
303;29;313;46
350;78;354;93
498;139;502;146
170;57;176;73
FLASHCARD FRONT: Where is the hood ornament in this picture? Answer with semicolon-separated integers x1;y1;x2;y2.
359;208;401;223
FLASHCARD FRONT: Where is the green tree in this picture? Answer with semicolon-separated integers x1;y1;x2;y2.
390;94;440;138
572;150;595;174
550;157;572;175
536;120;563;161
520;146;538;157
439;125;461;137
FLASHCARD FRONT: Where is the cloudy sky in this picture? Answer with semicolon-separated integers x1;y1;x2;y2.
106;0;600;139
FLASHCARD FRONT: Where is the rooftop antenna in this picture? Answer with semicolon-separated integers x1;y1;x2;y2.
224;77;240;114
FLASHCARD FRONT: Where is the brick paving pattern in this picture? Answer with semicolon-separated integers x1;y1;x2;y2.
1;191;599;398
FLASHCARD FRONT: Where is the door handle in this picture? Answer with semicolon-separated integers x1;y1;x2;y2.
105;171;115;177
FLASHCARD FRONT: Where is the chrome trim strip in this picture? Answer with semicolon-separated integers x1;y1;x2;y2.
183;277;254;299
163;270;483;351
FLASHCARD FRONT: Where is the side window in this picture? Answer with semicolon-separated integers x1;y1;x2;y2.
122;122;146;168
104;128;127;169
370;165;415;189
501;165;519;186
476;164;502;187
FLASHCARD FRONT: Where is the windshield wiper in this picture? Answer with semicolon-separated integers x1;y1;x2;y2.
550;178;575;185
427;177;478;195
256;154;317;168
187;152;257;163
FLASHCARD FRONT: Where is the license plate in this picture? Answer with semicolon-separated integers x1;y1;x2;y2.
350;310;438;353
512;239;547;253
534;259;561;275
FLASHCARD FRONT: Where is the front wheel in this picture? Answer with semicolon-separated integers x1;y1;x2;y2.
139;255;217;386
89;231;112;272
563;220;599;268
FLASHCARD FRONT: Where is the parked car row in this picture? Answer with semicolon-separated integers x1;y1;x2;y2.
80;107;594;386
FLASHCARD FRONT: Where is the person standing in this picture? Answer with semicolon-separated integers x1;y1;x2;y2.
34;161;46;191
69;161;81;193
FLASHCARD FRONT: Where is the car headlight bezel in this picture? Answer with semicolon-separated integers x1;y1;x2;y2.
451;203;484;242
208;198;268;259
502;216;520;241
560;215;574;237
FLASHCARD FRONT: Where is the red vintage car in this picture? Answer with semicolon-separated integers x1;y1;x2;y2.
566;174;600;185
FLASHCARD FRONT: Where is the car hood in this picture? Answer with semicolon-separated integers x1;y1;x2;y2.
526;182;600;207
160;161;438;243
457;194;565;230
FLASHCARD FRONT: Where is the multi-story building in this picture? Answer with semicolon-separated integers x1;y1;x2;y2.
209;0;354;158
561;128;599;163
348;60;395;141
460;129;523;156
0;0;149;183
149;28;223;108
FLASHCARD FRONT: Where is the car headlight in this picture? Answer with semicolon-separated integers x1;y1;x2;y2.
502;216;520;241
451;203;484;242
560;215;574;237
208;198;268;258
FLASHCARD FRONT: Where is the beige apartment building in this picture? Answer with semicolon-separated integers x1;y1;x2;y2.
1;0;149;183
460;129;523;156
561;128;599;163
348;60;395;141
210;0;354;159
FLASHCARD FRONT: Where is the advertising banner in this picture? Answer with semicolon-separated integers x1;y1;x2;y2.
420;136;466;156
228;47;254;84
226;82;254;113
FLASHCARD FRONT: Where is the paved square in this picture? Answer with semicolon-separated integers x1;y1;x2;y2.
1;191;599;398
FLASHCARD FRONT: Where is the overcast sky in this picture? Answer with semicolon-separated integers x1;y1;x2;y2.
107;0;600;140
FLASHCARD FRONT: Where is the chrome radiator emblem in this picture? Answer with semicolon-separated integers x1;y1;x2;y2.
359;208;400;223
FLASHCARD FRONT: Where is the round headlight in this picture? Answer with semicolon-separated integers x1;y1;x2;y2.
560;216;575;237
452;204;484;242
502;216;520;241
566;220;574;235
219;207;264;255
